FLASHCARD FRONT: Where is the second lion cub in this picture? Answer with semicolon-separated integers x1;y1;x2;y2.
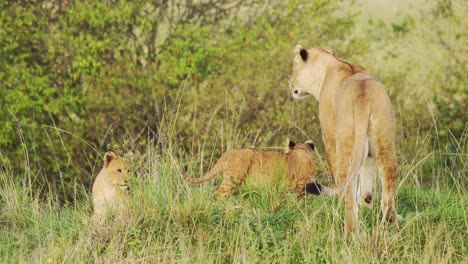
184;140;318;199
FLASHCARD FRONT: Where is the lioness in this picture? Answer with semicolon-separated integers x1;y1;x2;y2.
92;151;131;217
289;45;400;235
184;140;317;199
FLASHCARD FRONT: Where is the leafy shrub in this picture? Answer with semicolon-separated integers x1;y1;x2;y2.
0;0;360;201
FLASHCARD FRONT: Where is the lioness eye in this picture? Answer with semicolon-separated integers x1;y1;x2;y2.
117;169;122;173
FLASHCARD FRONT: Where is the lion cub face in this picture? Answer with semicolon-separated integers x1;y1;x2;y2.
104;152;130;189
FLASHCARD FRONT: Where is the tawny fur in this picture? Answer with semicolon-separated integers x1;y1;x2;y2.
289;45;399;235
184;141;317;199
92;151;131;217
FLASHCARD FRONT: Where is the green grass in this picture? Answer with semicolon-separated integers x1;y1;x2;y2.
1;149;466;263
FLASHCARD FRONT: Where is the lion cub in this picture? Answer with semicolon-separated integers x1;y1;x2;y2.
184;140;317;199
92;151;131;217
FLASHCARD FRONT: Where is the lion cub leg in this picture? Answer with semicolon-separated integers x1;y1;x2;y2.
213;176;236;199
213;170;247;200
359;156;375;208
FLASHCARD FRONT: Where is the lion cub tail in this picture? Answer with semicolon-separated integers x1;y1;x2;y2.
182;156;226;184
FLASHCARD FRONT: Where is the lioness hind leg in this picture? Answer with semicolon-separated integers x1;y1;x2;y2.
375;144;399;223
335;133;359;235
322;133;338;183
343;178;359;237
359;156;376;208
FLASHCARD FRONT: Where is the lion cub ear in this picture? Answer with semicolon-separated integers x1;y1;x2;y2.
104;151;117;167
288;140;296;149
305;140;315;150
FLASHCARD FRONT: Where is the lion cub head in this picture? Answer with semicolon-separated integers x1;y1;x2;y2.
92;151;131;217
103;152;130;188
285;140;318;195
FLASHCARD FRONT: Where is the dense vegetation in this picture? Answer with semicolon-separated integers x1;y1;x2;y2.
0;0;466;262
1;0;360;200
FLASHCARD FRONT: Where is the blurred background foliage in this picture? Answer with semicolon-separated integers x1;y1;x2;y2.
0;0;466;202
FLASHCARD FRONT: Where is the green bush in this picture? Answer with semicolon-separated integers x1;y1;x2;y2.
0;0;358;201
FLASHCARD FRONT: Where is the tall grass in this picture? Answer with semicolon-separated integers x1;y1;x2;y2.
0;108;466;263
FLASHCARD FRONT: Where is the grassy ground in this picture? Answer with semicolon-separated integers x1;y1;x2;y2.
1;141;466;263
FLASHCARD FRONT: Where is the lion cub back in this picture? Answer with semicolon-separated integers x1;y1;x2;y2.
184;140;317;199
92;151;131;217
246;150;285;181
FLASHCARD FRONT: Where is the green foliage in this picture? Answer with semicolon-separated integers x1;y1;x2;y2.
157;25;222;88
427;0;468;142
0;0;360;200
171;0;361;161
390;16;413;37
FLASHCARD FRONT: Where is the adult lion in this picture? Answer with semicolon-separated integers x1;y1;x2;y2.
184;140;317;199
289;45;399;235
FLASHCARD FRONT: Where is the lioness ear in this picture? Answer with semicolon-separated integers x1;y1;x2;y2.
299;48;308;61
294;44;303;54
104;151;117;167
288;140;296;149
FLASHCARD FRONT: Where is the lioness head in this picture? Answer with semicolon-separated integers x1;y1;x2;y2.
289;44;337;100
103;151;130;189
